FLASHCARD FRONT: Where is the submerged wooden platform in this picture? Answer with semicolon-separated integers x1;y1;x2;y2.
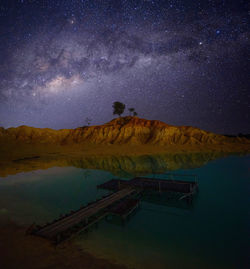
97;177;198;194
108;198;140;219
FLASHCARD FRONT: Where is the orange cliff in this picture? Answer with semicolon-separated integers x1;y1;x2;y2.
0;117;249;152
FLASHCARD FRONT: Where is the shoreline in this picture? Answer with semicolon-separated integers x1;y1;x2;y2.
0;220;128;269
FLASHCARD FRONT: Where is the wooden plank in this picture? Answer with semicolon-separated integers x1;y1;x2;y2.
55;212;109;244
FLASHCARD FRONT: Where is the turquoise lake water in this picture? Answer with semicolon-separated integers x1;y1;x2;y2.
0;155;249;269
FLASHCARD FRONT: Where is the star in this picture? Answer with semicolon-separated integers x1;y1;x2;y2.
0;0;248;134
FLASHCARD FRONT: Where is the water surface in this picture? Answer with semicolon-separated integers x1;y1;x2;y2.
0;155;249;269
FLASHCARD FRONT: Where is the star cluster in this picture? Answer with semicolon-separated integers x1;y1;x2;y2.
0;0;249;134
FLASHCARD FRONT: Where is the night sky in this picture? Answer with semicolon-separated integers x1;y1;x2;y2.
0;0;249;134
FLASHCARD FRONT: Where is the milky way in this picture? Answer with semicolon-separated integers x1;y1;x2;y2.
0;0;249;134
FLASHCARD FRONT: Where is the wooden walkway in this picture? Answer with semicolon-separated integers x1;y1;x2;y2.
30;175;198;244
31;187;135;242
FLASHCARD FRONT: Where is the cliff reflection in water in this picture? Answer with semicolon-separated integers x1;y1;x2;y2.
69;152;226;177
0;151;234;177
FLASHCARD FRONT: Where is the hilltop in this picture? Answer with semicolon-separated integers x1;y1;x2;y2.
0;116;249;147
0;117;250;154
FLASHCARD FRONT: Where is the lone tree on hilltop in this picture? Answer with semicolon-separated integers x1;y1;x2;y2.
128;107;135;116
113;101;125;117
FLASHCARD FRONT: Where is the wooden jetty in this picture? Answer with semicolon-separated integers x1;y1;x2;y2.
30;175;198;244
31;187;136;243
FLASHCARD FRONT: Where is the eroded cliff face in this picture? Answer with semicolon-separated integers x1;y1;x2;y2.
0;117;249;147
